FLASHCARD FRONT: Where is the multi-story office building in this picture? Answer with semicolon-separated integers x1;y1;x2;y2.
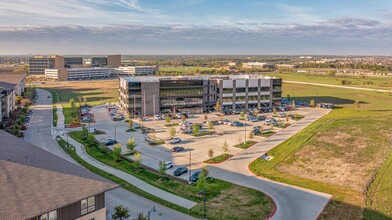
91;55;121;68
0;130;118;220
45;67;113;81
119;75;282;117
116;66;159;76
28;55;64;74
242;62;275;69
64;57;83;68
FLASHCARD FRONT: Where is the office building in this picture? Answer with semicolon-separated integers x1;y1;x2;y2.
276;64;294;69
242;62;275;69
64;57;83;68
28;55;64;74
119;75;282;117
45;67;113;81
91;55;121;68
116;66;159;76
0;130;118;220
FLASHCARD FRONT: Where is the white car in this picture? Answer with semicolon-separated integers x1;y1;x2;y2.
164;161;173;169
154;115;162;120
165;137;182;144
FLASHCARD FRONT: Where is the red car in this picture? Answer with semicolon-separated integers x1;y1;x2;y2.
21;125;28;130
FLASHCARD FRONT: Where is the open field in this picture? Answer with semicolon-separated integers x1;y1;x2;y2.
267;73;392;90
37;79;119;124
249;80;392;219
159;66;214;73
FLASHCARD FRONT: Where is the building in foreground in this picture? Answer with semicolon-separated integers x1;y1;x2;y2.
242;62;275;69
116;66;159;76
119;75;282;117
45;67;113;81
0;72;26;122
0;130;118;220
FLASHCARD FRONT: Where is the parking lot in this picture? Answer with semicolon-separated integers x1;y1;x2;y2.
91;104;315;180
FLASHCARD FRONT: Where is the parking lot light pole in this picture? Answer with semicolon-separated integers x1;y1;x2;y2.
114;126;117;142
189;150;192;184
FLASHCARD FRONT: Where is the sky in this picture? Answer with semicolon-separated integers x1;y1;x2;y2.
0;0;392;55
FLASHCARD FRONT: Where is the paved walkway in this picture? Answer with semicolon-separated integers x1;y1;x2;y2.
57;113;197;209
56;104;65;128
284;80;392;93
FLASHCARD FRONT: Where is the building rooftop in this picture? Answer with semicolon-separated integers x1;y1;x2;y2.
0;130;118;219
122;75;278;82
0;72;26;90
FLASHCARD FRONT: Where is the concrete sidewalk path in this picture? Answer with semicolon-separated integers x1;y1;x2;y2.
61;133;197;210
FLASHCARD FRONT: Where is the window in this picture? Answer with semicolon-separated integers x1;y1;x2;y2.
81;196;95;215
40;210;57;220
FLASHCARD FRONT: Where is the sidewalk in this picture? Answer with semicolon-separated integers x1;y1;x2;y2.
59;133;197;209
56;105;65;128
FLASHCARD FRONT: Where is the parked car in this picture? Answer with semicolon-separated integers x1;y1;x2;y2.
189;171;202;182
154;115;162;120
171;146;185;152
258;116;266;121
102;138;117;146
179;127;192;134
252;129;261;135
21;124;28;130
232;110;241;114
231;121;243;127
165;137;181;144
141;128;155;134
173;167;188;176
164;161;173;169
251;118;259;122
278;113;286;118
47;96;51;98
253;126;262;130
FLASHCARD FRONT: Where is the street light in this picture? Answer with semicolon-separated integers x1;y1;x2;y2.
114;126;117;142
147;206;156;220
189;150;192;184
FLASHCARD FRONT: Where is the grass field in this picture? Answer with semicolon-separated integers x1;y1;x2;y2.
268;73;392;90
159;66;214;73
39;79;119;124
249;79;392;219
69;130;273;220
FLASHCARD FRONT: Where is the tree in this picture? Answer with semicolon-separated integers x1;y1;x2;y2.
309;99;316;107
192;124;200;134
196;167;208;192
135;213;147;220
165;115;171;123
111;205;130;220
69;98;77;117
248;131;254;139
128;120;133;128
292;100;296;109
240;111;245;118
204;114;208;121
113;144;122;161
133;151;142;169
273;107;277;115
287;94;291;100
169;127;176;138
214;98;221;111
82;126;88;138
208;149;214;158
126;137;137;152
181;115;186;122
208;122;213;130
158;161;168;180
222;141;229;153
285;114;289;123
87;133;95;146
354;100;360;112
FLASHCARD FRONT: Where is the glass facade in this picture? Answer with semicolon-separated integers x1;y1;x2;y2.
160;88;203;97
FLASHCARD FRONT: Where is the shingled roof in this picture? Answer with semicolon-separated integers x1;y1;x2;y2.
0;72;26;90
0;130;118;220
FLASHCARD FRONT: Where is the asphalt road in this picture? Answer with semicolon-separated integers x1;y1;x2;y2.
25;89;196;220
284;80;392;93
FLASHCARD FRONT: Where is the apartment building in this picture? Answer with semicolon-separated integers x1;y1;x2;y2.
91;55;121;68
116;66;159;76
0;72;26;122
45;67;113;81
119;75;282;117
0;130;118;220
28;55;64;74
242;62;275;69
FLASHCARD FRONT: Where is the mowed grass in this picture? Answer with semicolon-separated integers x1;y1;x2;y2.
69;130;273;220
268;73;392;90
160;66;214;73
39;79;119;124
249;81;392;219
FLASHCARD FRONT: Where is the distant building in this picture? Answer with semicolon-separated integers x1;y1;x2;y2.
242;62;275;69
119;75;282;117
116;66;159;76
28;55;64;74
276;64;294;69
64;57;83;68
0;72;26;122
45;67;113;81
228;62;237;66
0;130;118;220
91;55;121;68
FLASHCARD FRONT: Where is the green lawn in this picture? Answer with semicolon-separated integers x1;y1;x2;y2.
204;154;233;164
249;80;392;219
233;141;257;149
267;73;392;90
69;130;273;220
160;66;214;73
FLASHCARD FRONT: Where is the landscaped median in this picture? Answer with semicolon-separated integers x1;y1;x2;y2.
64;130;274;220
204;154;233;164
233;140;257;149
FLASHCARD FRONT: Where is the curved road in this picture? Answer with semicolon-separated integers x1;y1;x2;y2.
25;89;196;220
